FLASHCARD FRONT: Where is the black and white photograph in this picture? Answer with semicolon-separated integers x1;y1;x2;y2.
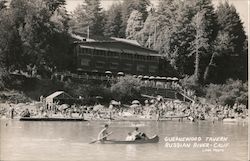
0;0;248;161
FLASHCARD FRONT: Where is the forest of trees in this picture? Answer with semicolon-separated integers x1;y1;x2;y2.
0;0;71;82
0;0;247;89
70;0;247;85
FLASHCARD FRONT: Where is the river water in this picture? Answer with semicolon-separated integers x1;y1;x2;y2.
0;120;248;161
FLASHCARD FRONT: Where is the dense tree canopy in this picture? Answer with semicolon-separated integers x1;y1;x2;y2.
0;0;247;88
135;0;245;84
0;0;71;78
104;3;123;37
70;0;104;38
120;0;150;38
126;10;144;40
210;2;247;83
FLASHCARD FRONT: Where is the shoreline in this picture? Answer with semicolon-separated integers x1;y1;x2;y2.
0;116;248;123
0;102;248;123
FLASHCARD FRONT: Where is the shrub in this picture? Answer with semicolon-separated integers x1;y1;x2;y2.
180;75;204;96
110;76;142;103
0;66;9;90
64;80;112;104
205;79;248;106
0;90;32;103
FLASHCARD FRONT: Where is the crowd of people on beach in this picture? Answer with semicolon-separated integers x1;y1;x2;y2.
0;95;248;122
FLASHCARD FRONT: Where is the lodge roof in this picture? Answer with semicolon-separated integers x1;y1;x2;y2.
75;40;161;57
46;91;73;100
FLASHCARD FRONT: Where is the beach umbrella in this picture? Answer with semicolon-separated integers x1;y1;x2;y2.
130;104;139;108
138;75;143;79
117;72;124;76
156;95;164;101
149;76;155;80
150;99;155;104
167;77;172;81
105;71;112;74
143;76;149;79
111;100;120;105
156;76;161;80
93;104;104;111
95;96;103;99
172;77;179;81
132;100;140;104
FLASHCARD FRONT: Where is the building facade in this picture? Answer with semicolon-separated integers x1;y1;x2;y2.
73;39;175;76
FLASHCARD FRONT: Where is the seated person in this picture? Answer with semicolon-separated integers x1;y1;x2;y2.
139;132;149;140
132;127;141;140
132;127;148;140
126;132;135;141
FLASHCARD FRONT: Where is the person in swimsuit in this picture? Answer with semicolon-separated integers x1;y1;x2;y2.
98;124;109;141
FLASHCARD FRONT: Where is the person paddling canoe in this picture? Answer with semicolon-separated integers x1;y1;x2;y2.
132;127;148;140
98;124;110;141
89;124;112;144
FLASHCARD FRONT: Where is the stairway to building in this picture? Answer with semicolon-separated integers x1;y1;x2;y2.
141;87;176;99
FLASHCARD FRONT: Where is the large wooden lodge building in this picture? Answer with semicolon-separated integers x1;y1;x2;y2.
72;37;175;77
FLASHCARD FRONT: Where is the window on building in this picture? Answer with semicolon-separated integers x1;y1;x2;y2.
85;48;91;55
81;58;90;66
137;64;145;72
110;62;119;70
149;65;157;73
124;63;132;71
99;50;105;56
83;48;87;54
124;53;132;59
93;49;99;56
96;61;105;69
112;52;119;59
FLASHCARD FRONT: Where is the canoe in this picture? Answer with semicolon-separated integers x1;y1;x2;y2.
102;135;159;144
19;117;86;121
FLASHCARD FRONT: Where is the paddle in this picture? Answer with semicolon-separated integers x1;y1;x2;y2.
89;132;113;144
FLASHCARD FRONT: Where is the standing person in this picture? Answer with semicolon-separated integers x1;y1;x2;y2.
40;95;44;102
79;106;85;118
9;105;16;119
98;124;110;141
109;102;113;120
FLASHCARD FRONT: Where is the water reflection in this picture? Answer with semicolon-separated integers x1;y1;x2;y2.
125;145;137;159
0;120;248;161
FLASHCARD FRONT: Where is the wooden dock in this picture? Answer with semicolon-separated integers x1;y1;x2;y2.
163;115;189;119
19;117;87;121
159;115;190;121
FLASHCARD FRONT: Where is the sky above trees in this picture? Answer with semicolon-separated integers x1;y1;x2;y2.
65;0;248;33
